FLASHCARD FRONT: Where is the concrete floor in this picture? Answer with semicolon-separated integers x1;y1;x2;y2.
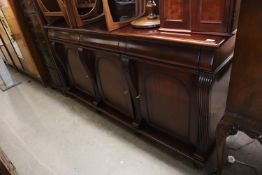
0;69;261;175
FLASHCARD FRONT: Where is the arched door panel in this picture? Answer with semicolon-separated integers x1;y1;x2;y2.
137;62;197;142
96;51;134;119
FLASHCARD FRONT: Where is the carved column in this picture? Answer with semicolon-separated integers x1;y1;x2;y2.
196;73;214;154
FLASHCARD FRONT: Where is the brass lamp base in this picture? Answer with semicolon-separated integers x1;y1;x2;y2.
131;16;160;29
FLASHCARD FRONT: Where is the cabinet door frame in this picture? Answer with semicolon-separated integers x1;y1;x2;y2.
137;62;198;143
52;42;98;98
75;47;100;98
160;0;191;31
191;0;234;34
51;42;70;89
95;51;135;120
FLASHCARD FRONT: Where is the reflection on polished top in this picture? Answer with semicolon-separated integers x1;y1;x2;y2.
46;23;226;48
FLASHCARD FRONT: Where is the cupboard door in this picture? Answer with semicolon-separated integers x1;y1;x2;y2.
137;63;196;141
160;0;190;30
96;51;134;119
192;0;233;33
52;43;96;97
66;47;96;96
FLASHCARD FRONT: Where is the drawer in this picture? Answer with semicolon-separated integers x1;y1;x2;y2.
48;29;80;43
126;39;201;69
79;33;119;52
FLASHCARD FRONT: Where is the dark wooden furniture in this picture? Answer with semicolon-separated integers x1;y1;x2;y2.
159;0;241;36
68;0;104;27
15;0;240;167
36;0;105;28
37;0;145;30
0;147;17;175
47;25;236;166
36;0;74;27
216;0;262;174
102;0;145;31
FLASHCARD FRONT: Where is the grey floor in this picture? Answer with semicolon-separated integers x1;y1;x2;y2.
0;69;261;175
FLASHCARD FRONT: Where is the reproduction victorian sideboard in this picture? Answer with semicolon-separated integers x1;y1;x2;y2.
47;24;235;166
13;0;241;167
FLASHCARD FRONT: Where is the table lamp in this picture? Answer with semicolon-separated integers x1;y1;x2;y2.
131;0;160;28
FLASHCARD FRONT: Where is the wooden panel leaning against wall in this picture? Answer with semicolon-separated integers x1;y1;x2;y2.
7;0;65;88
0;0;43;81
0;0;52;83
0;4;23;71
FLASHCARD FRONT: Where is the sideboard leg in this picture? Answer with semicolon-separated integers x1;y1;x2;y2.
216;125;227;175
215;121;238;175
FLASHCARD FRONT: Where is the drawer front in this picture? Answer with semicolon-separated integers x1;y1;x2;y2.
80;33;119;52
48;29;80;43
126;40;201;69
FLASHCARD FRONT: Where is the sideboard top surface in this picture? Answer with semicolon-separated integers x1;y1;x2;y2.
45;24;227;48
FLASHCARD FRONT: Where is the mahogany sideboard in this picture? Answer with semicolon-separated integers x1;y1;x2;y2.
13;0;240;167
46;23;234;166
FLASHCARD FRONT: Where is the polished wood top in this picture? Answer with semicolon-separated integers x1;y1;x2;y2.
112;26;226;48
45;22;228;48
